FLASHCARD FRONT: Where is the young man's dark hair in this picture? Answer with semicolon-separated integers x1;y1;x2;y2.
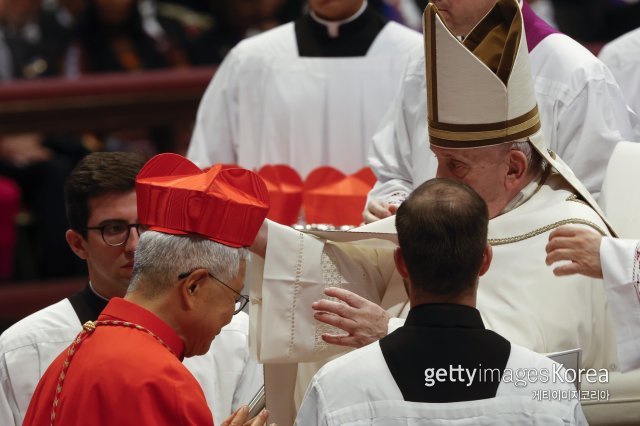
64;152;147;236
395;178;489;296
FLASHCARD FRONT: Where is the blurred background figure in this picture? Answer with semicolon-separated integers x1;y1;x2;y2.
0;0;90;80
63;0;186;75
256;0;303;32
0;0;57;80
0;0;90;281
61;0;191;158
188;0;423;182
371;0;422;29
176;0;259;65
599;26;640;138
38;0;88;77
0;133;89;280
550;0;640;43
0;178;20;281
156;0;306;66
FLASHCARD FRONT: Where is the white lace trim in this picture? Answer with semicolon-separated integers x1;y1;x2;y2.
314;250;347;352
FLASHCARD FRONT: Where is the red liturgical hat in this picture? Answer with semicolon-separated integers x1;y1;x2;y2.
136;153;270;247
258;164;303;226
303;167;376;226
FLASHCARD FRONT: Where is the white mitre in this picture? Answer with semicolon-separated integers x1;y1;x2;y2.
424;0;615;235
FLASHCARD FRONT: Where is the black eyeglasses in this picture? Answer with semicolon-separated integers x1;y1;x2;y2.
84;221;143;247
178;269;249;315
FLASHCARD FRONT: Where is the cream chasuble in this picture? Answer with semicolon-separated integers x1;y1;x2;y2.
251;173;618;366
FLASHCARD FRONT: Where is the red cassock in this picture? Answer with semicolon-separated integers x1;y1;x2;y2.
23;298;214;426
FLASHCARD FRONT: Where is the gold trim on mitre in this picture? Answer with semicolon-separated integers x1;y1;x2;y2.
424;0;541;149
462;1;522;86
429;106;541;148
425;3;438;124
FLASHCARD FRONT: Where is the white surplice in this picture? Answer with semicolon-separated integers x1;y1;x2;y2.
368;33;638;203
600;237;640;372
599;27;640;139
296;342;587;426
187;21;422;178
0;298;262;426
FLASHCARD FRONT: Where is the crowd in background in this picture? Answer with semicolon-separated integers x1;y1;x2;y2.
0;0;638;283
0;0;313;281
0;0;302;80
0;0;638;82
1;0;637;82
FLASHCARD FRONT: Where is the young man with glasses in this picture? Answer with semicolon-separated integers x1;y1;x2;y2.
23;153;271;426
0;152;263;425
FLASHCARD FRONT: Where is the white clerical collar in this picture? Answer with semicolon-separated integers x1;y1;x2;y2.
500;166;546;215
89;281;111;302
310;1;368;38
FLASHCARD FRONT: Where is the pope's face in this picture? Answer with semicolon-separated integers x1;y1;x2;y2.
430;0;496;36
308;0;364;21
431;145;510;219
67;190;139;299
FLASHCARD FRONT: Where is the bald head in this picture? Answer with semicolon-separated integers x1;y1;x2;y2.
395;179;489;296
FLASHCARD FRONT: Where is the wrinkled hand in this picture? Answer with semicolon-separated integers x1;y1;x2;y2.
363;199;398;224
545;226;603;278
0;133;50;167
221;406;274;426
312;287;390;348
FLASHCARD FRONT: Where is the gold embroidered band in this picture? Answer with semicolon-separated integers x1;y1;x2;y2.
426;6;438;124
429;106;541;148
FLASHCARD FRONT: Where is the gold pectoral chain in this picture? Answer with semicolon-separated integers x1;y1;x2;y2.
50;320;174;425
565;194;589;206
488;219;607;246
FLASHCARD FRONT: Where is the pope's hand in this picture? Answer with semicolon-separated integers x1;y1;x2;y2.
312;287;390;348
545;225;603;278
221;406;275;426
363;199;398;224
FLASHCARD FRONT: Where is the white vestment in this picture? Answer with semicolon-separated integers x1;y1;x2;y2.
187;21;422;178
368;33;638;202
599;27;640;139
600;237;640;372
0;298;262;425
250;172;640;424
253;173;616;366
296;342;587;426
